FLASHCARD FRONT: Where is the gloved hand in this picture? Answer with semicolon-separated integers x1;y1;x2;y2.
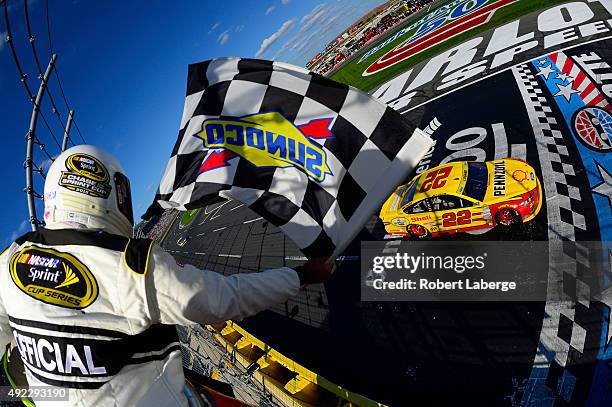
294;257;333;286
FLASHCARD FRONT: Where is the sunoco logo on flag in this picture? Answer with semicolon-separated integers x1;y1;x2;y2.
195;112;334;182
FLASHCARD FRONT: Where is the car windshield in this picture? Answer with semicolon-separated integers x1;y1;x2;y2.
389;186;407;211
400;179;418;208
463;162;488;202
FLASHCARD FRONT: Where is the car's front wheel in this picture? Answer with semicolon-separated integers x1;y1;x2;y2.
407;224;430;239
495;208;521;226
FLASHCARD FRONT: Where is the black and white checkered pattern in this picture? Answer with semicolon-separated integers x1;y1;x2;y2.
514;63;605;405
150;58;432;258
514;64;587;239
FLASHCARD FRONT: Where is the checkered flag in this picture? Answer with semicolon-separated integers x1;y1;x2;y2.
148;58;432;259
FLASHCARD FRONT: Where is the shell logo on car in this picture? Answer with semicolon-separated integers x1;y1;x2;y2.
379;159;542;238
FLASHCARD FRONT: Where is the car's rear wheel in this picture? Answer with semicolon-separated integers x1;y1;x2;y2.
407;224;430;239
496;208;521;226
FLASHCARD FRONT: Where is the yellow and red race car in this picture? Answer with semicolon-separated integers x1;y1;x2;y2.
379;159;543;238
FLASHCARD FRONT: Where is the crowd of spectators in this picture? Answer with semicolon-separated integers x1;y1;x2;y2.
311;0;437;75
135;209;178;241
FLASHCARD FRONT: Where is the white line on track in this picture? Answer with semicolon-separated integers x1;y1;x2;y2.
511;144;527;161
167;252;358;261
167;250;207;256
284;256;308;261
383;234;403;240
243;217;263;224
213;227;226;232
204;201;230;215
229;204;244;211
211;210;225;221
284;255;359;261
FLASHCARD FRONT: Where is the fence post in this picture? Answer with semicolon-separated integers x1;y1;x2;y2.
61;110;74;151
26;54;57;231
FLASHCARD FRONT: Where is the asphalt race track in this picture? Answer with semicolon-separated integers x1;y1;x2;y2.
164;195;548;406
161;2;612;406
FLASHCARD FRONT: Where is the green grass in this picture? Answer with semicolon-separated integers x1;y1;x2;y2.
179;208;199;227
330;0;570;92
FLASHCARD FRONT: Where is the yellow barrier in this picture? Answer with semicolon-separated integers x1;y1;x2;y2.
207;321;387;407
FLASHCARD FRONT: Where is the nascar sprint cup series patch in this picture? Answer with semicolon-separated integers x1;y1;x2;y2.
9;246;98;309
59;153;112;198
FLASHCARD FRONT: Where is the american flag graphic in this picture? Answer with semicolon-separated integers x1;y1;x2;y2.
549;52;611;110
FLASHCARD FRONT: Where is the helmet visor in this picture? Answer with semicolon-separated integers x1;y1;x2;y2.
114;172;134;225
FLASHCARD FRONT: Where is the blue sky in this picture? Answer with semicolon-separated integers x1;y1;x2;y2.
0;0;385;246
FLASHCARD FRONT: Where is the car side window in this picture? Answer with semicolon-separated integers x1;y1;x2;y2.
429;195;464;212
460;198;474;208
404;199;430;214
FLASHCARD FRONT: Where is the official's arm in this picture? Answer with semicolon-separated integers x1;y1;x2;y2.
146;244;301;326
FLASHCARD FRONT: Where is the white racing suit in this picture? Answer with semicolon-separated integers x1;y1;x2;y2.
0;224;300;406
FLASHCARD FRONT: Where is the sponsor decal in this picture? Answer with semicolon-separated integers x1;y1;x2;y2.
392;218;408;226
194;111;334;182
493;160;506;196
66;154;109;182
512;169;528;182
373;1;612;112
363;0;517;76
573;107;612;151
10;246;98;309
59;153;111;198
412;215;432;222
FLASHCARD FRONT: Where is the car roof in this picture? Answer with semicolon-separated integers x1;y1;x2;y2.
405;162;466;205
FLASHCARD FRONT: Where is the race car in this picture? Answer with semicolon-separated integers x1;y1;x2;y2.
379;159;542;238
